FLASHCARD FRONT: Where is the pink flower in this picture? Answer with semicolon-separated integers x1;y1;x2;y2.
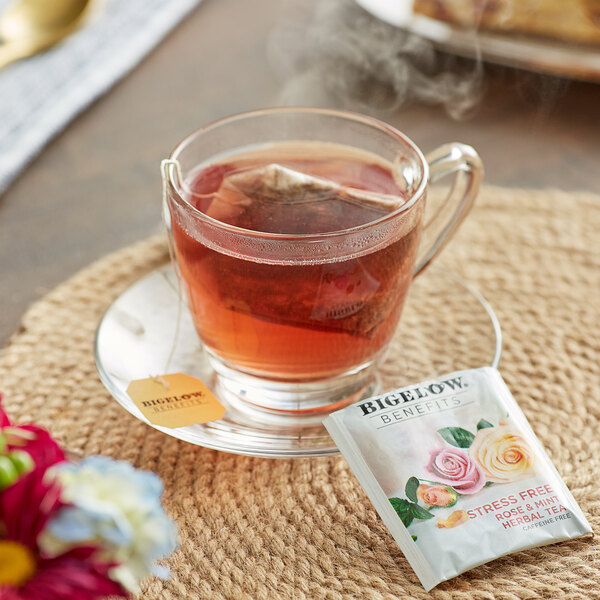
0;462;128;600
1;463;63;549
425;447;485;494
0;399;128;600
0;401;10;428
1;399;65;473
2;547;127;600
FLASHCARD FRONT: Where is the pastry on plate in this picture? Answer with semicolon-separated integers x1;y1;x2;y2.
412;0;600;44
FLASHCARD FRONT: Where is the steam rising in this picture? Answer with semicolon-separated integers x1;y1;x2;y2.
267;0;485;119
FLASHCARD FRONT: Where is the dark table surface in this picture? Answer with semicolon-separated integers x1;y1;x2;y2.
1;0;600;347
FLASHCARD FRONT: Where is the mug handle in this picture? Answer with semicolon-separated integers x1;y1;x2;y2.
413;143;483;276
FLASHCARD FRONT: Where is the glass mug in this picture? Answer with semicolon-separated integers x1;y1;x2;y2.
162;108;482;416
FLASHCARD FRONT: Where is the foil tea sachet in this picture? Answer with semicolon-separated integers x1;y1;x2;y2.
323;367;593;590
204;163;412;338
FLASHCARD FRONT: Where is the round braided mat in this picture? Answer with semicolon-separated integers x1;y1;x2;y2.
1;186;599;599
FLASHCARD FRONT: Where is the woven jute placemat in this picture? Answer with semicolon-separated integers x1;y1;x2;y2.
0;186;599;599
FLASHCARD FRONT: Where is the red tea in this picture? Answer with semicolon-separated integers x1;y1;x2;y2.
170;142;422;380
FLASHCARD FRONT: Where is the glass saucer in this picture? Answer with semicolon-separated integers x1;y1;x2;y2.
95;265;501;458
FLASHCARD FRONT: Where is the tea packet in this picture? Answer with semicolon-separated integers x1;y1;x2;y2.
323;367;592;591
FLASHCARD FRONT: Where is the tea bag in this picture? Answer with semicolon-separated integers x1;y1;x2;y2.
205;163;405;233
205;163;413;338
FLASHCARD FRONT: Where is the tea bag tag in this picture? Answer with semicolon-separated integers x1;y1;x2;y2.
126;373;225;428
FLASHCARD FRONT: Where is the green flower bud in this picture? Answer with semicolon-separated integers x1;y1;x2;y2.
8;450;34;475
0;455;19;489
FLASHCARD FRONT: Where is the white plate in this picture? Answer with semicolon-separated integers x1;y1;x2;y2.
356;0;600;82
95;265;501;458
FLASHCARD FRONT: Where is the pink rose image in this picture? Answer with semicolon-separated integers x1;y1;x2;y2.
425;447;485;494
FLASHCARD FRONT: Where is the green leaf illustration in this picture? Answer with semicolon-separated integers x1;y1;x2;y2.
389;497;414;528
477;419;494;430
411;535;418;542
437;426;475;448
410;503;435;521
405;477;420;503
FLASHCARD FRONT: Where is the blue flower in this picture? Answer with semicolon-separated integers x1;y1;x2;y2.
38;456;177;591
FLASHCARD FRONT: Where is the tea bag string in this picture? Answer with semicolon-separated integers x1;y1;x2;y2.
160;159;185;377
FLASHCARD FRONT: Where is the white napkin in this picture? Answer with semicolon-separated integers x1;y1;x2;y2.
0;0;203;195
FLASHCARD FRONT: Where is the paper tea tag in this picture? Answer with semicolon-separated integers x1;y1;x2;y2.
126;373;225;428
324;367;593;591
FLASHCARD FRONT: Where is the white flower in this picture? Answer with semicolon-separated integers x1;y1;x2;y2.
38;456;177;592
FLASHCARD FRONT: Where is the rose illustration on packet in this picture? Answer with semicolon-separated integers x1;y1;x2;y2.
389;417;537;534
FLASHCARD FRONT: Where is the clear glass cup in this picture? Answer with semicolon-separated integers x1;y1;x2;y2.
161;108;482;416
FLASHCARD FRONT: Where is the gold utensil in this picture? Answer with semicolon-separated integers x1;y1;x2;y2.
0;0;92;70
